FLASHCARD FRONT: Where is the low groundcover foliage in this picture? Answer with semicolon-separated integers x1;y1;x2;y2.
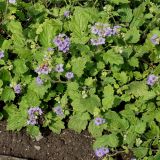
0;0;160;159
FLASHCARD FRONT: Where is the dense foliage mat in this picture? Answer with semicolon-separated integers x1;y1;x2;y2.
1;0;160;159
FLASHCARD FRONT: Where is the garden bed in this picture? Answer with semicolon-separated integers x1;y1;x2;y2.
0;120;97;160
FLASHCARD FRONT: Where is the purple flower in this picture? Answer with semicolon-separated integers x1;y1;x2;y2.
0;51;4;59
65;72;74;80
147;74;158;86
94;117;106;126
14;84;21;94
9;0;16;4
27;107;43;125
35;64;51;75
55;64;64;73
53;106;64;116
112;25;121;35
95;147;109;158
27;118;37;125
36;77;43;85
64;10;70;17
91;37;105;46
95;148;105;158
102;147;109;154
91;23;112;37
104;27;113;36
47;47;54;51
150;34;159;45
53;34;70;53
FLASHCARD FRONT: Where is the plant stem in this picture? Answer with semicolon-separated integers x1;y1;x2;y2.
52;80;67;84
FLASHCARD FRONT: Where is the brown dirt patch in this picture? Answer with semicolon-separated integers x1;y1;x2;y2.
0;121;98;160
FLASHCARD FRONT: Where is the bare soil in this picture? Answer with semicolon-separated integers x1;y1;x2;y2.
0;121;98;160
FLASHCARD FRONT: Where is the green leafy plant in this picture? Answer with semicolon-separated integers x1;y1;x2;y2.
0;0;160;159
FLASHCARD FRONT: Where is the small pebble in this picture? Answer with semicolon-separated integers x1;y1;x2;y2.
34;145;41;151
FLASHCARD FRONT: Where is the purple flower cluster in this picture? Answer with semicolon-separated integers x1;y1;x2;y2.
91;23;121;37
14;84;21;94
0;51;4;59
94;117;106;126
53;106;64;116
65;72;74;80
53;34;70;53
27;107;43;125
90;23;121;45
36;77;43;85
150;34;159;45
35;64;51;75
55;64;64;73
91;37;105;46
95;147;109;157
147;74;158;86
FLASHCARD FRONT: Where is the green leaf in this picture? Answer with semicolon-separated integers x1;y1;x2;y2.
102;85;114;110
26;125;41;138
130;2;146;28
124;27;140;43
93;134;119;148
105;111;129;132
22;90;41;106
88;121;107;138
118;7;133;23
49;118;65;134
28;78;51;99
1;87;15;102
71;57;87;77
39;19;62;47
133;147;148;158
67;82;80;100
110;0;129;4
4;104;27;131
113;72;128;85
128;57;139;67
126;81;148;97
14;59;28;74
69;7;93;44
1;40;12;50
134;121;146;134
103;49;124;65
71;95;101;113
124;127;138;147
7;20;25;48
0;69;12;82
68;112;90;133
